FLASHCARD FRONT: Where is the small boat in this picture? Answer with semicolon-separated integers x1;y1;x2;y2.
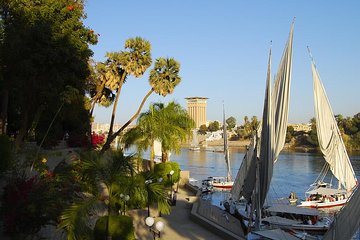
298;183;348;208
208;176;233;189
288;191;298;204
201;105;233;190
263;205;330;234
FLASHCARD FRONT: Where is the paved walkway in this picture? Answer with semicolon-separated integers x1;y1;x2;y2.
128;187;224;240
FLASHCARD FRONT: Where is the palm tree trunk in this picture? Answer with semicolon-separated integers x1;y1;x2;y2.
150;141;155;171
100;89;154;154
108;74;126;136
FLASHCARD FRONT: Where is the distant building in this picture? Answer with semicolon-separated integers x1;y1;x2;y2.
185;97;208;129
205;131;222;141
288;123;312;132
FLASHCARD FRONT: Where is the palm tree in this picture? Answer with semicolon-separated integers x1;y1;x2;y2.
101;37;152;153
60;151;141;239
122;101;194;170
101;57;181;153
157;102;194;162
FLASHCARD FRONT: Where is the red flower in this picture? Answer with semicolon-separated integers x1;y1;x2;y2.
67;5;74;11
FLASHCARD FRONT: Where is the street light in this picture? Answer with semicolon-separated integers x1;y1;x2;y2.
145;179;153;217
145;216;164;240
124;195;130;214
169;170;174;205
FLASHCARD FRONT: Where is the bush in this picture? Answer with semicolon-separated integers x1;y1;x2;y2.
154;162;180;186
0;134;13;173
94;215;135;240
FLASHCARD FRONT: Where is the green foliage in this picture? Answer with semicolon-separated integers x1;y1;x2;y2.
285;126;295;143
208;121;220;132
0;134;13;172
122;101;194;165
154;162;181;186
1;0;96;147
198;124;208;135
149;58;181;96
226;116;236;129
94;215;135;240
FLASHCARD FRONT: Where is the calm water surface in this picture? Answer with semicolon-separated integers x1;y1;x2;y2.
171;147;360;206
140;147;360;238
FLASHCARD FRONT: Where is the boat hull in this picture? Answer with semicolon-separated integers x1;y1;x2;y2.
299;199;347;208
212;182;233;189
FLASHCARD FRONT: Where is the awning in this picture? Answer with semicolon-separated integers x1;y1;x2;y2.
266;204;319;216
262;216;301;225
306;187;347;196
252;228;299;240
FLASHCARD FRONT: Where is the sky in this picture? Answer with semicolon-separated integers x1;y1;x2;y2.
84;1;360;125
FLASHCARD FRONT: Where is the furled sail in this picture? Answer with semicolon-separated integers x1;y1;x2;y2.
223;105;232;182
312;61;357;191
323;186;360;240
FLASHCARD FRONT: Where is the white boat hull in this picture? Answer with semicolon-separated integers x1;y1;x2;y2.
212;181;234;189
299;198;347;208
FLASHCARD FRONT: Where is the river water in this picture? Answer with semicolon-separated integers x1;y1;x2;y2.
171;147;360;208
171;147;360;238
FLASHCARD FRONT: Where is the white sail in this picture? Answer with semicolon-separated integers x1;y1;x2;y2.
258;21;293;207
231;21;293;204
312;62;357;191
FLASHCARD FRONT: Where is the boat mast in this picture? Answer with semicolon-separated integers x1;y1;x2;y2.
223;103;231;182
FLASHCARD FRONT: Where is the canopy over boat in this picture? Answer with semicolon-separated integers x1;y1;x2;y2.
306;187;347;196
252;228;299;240
266;205;319;216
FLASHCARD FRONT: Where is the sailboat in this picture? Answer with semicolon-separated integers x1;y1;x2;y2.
205;105;234;190
298;50;358;209
189;129;200;151
224;20;326;238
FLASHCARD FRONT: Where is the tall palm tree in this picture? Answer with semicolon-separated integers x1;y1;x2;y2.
101;37;152;153
157;101;194;162
122;101;194;170
101;57;181;153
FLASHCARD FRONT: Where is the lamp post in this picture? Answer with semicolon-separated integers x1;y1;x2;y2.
145;216;164;240
169;170;174;204
124;195;130;215
145;179;153;217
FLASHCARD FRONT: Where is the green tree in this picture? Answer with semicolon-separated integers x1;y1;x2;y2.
198;124;208;135
59;150;170;239
122;101;194;170
285;125;295;143
1;0;97;148
226;116;236;130
101;56;181;153
208;121;220;132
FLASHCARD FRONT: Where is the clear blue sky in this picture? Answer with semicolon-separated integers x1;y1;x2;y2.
84;1;360;125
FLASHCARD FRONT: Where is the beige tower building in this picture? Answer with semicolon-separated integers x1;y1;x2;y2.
185;97;208;128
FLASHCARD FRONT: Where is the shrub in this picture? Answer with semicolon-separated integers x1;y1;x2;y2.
154;162;180;186
94;215;135;240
